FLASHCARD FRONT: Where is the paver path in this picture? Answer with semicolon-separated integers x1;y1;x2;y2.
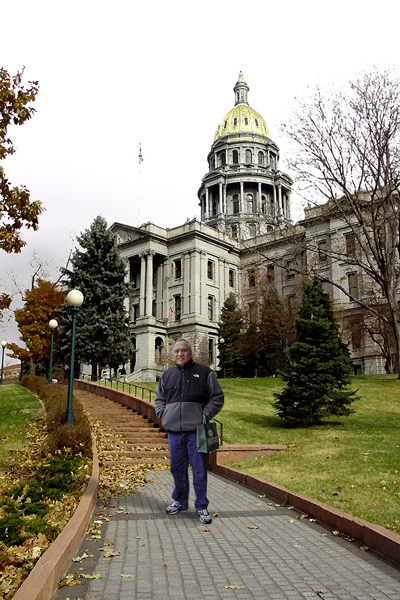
51;392;400;600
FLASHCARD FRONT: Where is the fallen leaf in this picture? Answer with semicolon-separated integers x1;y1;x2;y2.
212;512;220;517
200;528;211;532
104;551;120;558
332;530;340;536
80;572;102;580
163;563;168;569
248;525;259;529
359;546;369;552
224;584;246;589
121;573;135;578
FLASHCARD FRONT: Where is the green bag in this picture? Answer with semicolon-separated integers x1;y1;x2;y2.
196;421;220;453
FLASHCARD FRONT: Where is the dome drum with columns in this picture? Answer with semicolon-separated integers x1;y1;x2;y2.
198;72;293;240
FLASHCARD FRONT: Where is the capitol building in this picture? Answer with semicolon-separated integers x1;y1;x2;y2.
110;73;386;381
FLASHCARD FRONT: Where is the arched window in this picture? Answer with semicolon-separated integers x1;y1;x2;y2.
219;152;226;167
245;149;252;163
232;194;239;214
244;117;249;125
232;149;239;164
233;117;238;126
261;195;266;214
258;151;264;165
155;337;164;365
246;193;253;213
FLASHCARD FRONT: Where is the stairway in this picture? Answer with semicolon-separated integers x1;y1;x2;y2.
75;390;170;467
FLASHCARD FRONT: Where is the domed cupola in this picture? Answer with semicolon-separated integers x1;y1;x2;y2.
198;72;293;241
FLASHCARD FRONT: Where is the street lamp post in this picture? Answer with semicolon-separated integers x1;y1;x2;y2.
0;341;6;385
48;319;58;384
66;290;84;425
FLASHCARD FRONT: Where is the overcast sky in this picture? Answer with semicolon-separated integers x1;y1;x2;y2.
1;0;399;361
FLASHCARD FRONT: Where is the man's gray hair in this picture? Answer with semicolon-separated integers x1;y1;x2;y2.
173;338;192;353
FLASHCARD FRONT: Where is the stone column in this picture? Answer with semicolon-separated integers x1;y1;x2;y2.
139;253;146;317
183;251;191;314
240;181;244;213
191;250;201;315
258;182;262;213
205;187;209;218
145;251;154;316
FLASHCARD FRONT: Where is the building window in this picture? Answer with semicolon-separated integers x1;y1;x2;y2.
351;321;362;350
255;118;259;126
261;195;266;213
229;269;235;287
318;240;327;263
232;149;239;164
132;272;140;289
233;194;239;214
248;223;256;237
208;295;214;321
270;153;277;169
208;338;215;364
224;120;227;129
246;193;253;213
245;149;252;163
249;302;257;323
266;264;275;282
348;273;359;300
285;260;295;280
152;299;157;318
233;117;238;126
231;225;238;239
248;269;256;287
174;259;182;279
133;304;139;322
244;117;249;125
258;151;264;165
219;152;226;167
174;295;182;321
345;233;356;257
207;260;214;280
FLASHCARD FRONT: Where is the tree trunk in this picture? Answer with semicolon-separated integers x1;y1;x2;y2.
91;361;97;382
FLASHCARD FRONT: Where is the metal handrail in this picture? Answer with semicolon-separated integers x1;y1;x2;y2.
96;377;156;402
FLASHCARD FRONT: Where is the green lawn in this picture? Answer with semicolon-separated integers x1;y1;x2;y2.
138;375;400;535
0;384;42;461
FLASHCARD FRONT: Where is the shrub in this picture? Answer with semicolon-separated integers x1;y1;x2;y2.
20;376;92;457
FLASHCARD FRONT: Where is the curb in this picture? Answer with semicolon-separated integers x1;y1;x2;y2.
209;458;400;566
13;440;99;600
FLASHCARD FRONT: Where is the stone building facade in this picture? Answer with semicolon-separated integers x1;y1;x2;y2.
110;73;390;381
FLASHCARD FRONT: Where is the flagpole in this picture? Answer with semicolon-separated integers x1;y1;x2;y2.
137;143;143;225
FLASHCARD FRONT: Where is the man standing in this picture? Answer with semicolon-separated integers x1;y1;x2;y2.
155;338;224;524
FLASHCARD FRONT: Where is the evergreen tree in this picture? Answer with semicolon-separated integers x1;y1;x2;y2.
273;278;357;425
217;293;247;377
60;216;133;380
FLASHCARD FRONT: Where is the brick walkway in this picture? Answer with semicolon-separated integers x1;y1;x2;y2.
51;393;400;600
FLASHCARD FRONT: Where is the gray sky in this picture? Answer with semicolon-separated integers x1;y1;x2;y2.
1;0;399;361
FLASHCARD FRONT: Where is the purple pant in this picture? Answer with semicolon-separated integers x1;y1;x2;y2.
167;432;209;510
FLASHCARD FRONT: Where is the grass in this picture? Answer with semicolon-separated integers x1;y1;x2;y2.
136;375;400;535
0;384;42;461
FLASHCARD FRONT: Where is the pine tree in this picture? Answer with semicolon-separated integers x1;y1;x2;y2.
60;216;133;380
273;278;357;425
217;293;247;377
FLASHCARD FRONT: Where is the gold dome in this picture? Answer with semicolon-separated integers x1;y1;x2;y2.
214;104;271;142
214;71;272;142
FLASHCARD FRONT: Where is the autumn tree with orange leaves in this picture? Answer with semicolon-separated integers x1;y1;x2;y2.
8;280;64;374
0;67;42;253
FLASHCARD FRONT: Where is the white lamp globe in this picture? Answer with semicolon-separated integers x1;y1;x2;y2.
1;340;6;348
49;319;58;329
66;290;84;307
